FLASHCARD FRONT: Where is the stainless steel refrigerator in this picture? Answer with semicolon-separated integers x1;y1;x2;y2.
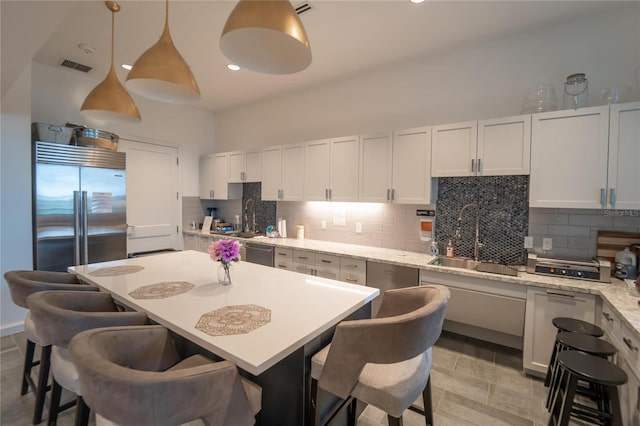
33;141;127;271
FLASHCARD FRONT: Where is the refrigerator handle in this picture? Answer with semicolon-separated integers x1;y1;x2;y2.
81;191;89;265
73;191;81;265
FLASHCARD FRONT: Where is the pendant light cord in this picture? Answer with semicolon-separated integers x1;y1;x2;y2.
110;10;115;68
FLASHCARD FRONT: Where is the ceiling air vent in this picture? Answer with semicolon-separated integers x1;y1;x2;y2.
60;59;93;73
294;2;313;15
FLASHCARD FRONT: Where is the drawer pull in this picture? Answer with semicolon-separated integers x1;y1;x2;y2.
623;337;639;352
298;256;308;260
345;277;358;283
277;253;288;256
345;264;358;269
602;312;614;322
320;259;332;264
277;264;288;268
546;290;575;298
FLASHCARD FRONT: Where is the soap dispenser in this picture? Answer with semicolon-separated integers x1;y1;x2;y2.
446;240;455;258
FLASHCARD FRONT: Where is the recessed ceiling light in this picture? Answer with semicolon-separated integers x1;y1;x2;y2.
410;0;425;3
227;64;241;71
121;63;133;71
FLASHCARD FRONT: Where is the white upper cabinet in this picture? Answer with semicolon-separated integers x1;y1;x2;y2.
228;149;262;183
261;145;282;201
431;121;477;177
478;115;531;176
359;133;393;203
199;153;241;200
607;101;640;210
281;143;304;201
432;115;531;177
359;127;435;204
392;126;435;204
303;139;331;201
530;105;610;208
304;135;359;201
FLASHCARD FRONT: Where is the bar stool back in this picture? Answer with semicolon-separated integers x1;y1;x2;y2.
27;290;147;426
3;270;98;424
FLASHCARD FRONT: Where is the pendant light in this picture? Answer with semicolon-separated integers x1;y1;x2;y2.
81;1;141;123
220;0;311;75
125;0;200;104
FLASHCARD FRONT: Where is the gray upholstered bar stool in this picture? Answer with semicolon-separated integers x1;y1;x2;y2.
3;270;98;424
69;325;262;426
310;285;450;426
27;290;148;426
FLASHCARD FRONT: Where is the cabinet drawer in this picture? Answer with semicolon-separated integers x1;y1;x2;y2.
295;263;314;275
274;247;293;262
293;249;315;265
600;301;620;338
275;260;294;271
316;253;340;270
315;266;340;281
339;271;366;285
340;257;366;273
619;321;640;375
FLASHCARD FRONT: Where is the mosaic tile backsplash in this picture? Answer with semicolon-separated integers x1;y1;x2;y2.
242;182;276;233
436;176;529;265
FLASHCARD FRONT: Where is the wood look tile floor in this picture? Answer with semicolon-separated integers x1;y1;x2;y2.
1;330;586;426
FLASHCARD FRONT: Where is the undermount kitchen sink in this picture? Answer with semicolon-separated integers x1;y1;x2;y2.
430;256;519;277
211;231;261;239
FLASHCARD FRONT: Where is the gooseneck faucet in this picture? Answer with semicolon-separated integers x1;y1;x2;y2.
244;198;256;233
454;203;484;261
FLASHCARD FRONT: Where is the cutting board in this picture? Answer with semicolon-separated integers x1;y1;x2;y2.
596;230;640;264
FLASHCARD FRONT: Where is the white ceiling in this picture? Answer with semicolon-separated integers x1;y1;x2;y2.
19;1;633;112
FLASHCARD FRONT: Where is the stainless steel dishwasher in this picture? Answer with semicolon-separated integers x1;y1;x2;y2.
366;261;419;316
245;242;274;267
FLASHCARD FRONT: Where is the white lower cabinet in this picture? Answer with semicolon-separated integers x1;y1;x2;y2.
274;247;294;271
339;257;366;285
183;233;199;251
523;286;599;376
420;270;526;349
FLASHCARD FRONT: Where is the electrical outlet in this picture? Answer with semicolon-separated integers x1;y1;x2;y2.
321;220;327;230
355;223;362;234
543;238;553;250
524;236;534;249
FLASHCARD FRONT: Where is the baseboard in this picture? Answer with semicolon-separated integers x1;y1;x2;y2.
1;321;24;337
443;319;524;350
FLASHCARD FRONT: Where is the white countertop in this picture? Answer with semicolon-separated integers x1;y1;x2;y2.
185;231;640;340
70;250;379;375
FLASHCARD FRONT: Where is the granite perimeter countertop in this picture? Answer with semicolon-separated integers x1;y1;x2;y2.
184;230;640;339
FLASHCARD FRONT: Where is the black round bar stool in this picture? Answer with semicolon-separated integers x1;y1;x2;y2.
545;332;617;411
544;317;604;388
548;351;627;426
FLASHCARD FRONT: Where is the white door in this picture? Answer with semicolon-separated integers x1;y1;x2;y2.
244;149;262;183
330;135;359;201
478;115;531;176
431;121;477;177
119;139;179;255
212;153;229;199
227;151;244;183
608;101;640;210
304;139;331;201
359;133;392;202
262;146;282;201
281;143;304;201
392;126;433;204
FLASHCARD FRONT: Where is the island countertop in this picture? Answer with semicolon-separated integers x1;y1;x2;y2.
70;250;379;376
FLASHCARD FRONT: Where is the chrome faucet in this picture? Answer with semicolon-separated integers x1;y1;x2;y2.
454;203;484;261
244;198;256;233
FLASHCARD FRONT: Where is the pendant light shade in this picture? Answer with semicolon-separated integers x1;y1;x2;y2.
125;0;200;104
220;0;311;75
81;1;141;123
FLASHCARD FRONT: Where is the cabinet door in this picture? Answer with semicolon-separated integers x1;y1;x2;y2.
523;287;597;376
478;115;531;176
330;135;359;201
608;101;640;210
359;133;392;202
227;151;244;183
281;143;304;201
392;126;434;204
244;149;262;183
530;105;609;208
304;139;331;201
212;153;229;199
262;146;282;201
199;155;214;199
431;121;477;177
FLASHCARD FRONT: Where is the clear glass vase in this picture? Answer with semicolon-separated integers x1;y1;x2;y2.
217;263;232;285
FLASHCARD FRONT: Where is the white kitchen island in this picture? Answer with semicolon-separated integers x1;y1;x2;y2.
70;250;378;425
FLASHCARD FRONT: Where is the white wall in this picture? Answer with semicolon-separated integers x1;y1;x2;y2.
31;63;216;196
1;65;34;334
214;5;640;151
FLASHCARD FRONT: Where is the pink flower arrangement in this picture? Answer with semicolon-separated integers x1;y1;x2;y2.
209;239;241;265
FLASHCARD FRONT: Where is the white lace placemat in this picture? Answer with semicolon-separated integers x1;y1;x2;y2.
89;265;145;276
195;304;271;336
129;281;195;299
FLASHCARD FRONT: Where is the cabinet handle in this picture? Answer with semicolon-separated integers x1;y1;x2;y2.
477;158;482;172
345;264;358;269
298;256;308;260
623;337;639;352
278;189;283;199
345;277;358;283
277;253;288;256
471;159;475;172
386;189;391;201
603;312;614;322
391;189;395;201
320;259;332;264
210;190;213;199
329;189;332;200
609;188;616;208
277;263;288;268
545;290;575;298
600;188;606;207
